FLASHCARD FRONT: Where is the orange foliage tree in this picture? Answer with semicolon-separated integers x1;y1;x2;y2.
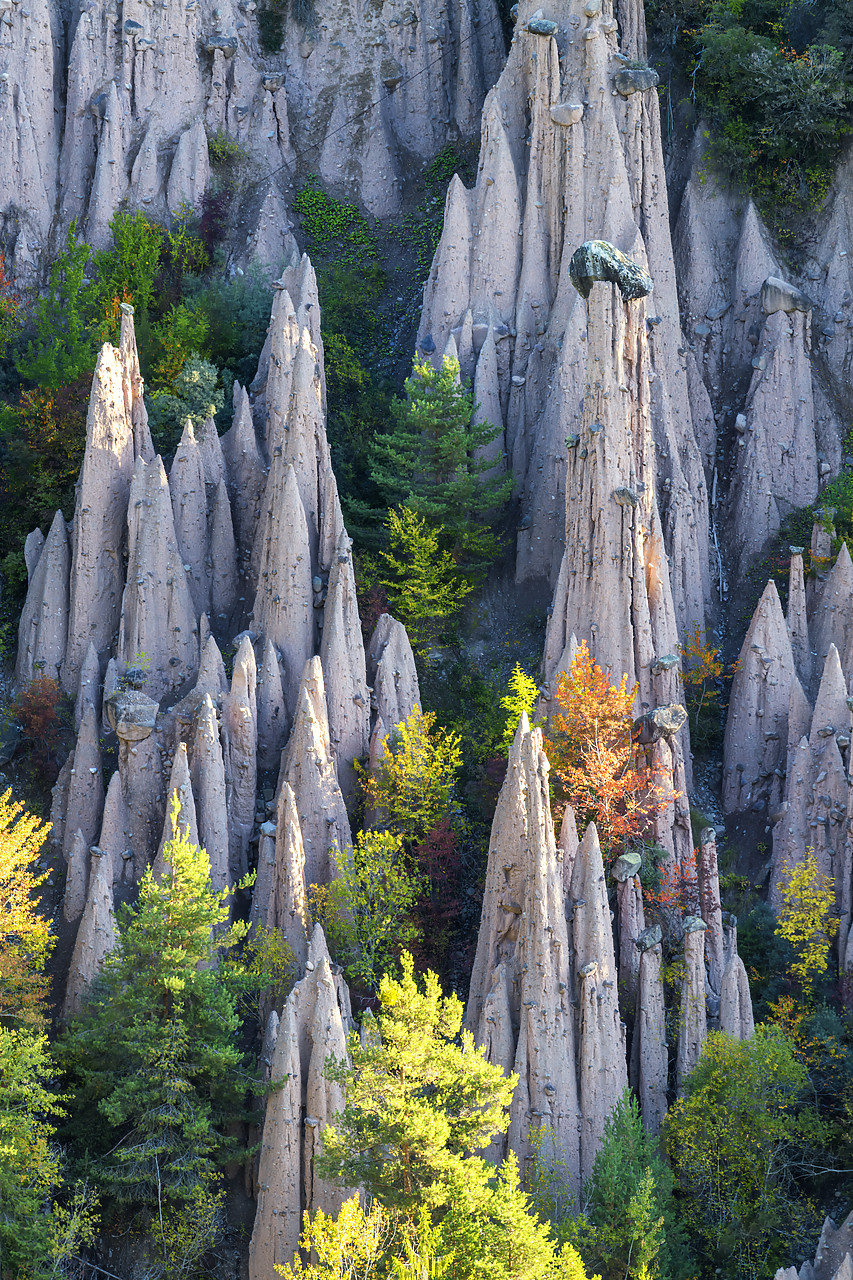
545;642;679;863
12;676;66;787
0;251;20;358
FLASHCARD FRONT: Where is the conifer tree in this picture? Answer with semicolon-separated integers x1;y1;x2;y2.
561;1089;690;1280
317;956;596;1280
318;952;516;1214
379;505;474;637
58;807;249;1256
368;356;511;572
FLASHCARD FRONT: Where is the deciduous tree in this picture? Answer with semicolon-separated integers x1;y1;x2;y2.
0;788;52;1025
500;664;540;751
774;848;838;987
545;643;677;862
324;830;424;992
0;1027;92;1277
664;1027;825;1279
358;707;461;851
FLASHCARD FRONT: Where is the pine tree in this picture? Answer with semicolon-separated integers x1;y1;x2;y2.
318;952;516;1214
58;809;249;1252
369;356;511;573
316;957;597;1280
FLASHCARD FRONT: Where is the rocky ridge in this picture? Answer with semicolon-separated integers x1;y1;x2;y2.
0;0;503;284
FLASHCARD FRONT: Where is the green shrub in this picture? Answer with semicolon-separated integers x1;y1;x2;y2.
90;210;165;337
664;1027;826;1278
147;353;224;453
16;223;94;389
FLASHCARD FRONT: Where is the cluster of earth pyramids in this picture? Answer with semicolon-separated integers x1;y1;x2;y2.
14;0;853;1269
17;261;752;1271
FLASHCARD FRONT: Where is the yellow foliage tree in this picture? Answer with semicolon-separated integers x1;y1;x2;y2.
774;848;838;986
276;1195;401;1280
0;788;52;1024
357;707;461;850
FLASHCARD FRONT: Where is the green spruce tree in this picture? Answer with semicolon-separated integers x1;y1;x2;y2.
378;505;475;640
562;1089;691;1280
369;355;512;574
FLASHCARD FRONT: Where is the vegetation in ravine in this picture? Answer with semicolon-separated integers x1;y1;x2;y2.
647;0;852;221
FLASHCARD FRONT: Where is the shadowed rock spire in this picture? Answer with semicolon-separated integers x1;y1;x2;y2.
248;926;350;1278
320;532;369;805
257;638;288;773
251;462;314;716
62;341;136;691
698;827;724;1001
170;419;210;617
74;642;101;731
466;715;581;1195
613;850;644;1014
723;582;797;815
62;851;116;1020
770;645;849;913
62;829;89;923
265;782;310;972
190;694;229;894
221;386;266;571
224;635;257;881
15;510;69;687
630;926;667;1134
365;614;421;735
62;704;104;859
811;544;853;690
118;455;199;701
677;917;707;1094
209;478;239;625
719;915;755;1040
280;658;351;890
571;821;627;1182
786;550;811;690
96;770;134;888
117;724;164;882
152;742;199;881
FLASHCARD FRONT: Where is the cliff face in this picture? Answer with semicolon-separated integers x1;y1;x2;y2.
673;138;852;587
13;0;853;1262
0;0;503;282
418;0;711;651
